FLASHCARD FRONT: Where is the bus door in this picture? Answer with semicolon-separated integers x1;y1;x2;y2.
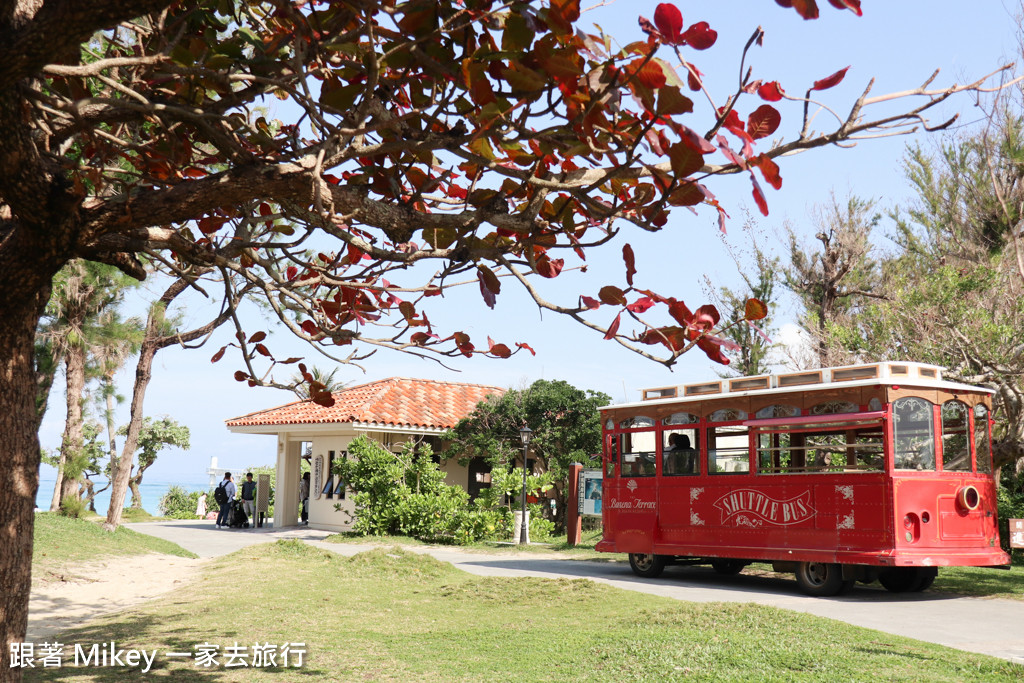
609;416;658;553
657;412;701;546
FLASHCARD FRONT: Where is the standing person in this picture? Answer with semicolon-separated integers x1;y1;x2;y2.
299;471;310;525
215;472;236;529
195;492;207;520
240;472;257;528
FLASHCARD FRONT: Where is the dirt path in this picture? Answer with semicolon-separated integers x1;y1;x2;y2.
28;553;208;642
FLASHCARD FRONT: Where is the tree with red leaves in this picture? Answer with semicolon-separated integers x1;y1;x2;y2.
0;1;1016;672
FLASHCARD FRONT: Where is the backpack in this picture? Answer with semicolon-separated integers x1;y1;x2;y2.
214;481;228;506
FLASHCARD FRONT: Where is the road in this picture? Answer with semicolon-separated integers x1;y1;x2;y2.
128;521;1024;665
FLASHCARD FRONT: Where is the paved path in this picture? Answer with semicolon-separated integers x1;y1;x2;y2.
128;521;1024;665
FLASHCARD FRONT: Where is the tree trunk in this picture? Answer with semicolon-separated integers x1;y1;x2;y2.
129;476;143;509
104;378;119;471
51;345;86;511
0;276;54;676
104;338;156;529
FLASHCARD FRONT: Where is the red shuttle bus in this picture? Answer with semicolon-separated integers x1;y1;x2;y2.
595;362;1010;596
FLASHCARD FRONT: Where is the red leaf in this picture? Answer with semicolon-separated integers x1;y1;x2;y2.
603;313;621;340
827;0;862;15
488;338;512;358
411;332;431;345
626;297;655;314
312;391;336;407
477;265;501;309
680;21;717;50
598;285;627;306
639;326;688;352
516;342;537;356
697;335;732;365
580;296;601;310
300;320;318;336
747;104;781;140
255;343;272;357
788;0;820;20
693;304;721;330
454;332;475;357
812;66;849;91
249;331;267;343
667;300;693;327
210;346;226;363
668;141;704;178
757;81;785;102
745;297;769;321
286;266;298;281
535;254;564;278
715;135;747;170
233;370;248;382
686;65;703;92
638;16;658;39
628;58;666;90
622;243;637;286
653;3;684;44
751;174;769;217
750;154;782;190
678;125;717;154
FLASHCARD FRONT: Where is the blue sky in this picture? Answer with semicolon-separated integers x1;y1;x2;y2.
38;1;1023;484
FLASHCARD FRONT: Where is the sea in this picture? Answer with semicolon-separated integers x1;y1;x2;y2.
35;476;214;516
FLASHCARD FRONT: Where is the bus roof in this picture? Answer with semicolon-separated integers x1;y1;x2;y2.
604;361;994;412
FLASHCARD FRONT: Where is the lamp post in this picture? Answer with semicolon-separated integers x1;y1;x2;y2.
519;425;533;545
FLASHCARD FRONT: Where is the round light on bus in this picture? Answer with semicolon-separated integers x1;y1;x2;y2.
956;486;980;511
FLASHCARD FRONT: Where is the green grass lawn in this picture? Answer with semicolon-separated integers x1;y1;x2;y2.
323;531;1024;599
24;542;1024;682
32;512;196;583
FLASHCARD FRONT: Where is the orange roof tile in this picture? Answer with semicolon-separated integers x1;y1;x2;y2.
225;377;504;430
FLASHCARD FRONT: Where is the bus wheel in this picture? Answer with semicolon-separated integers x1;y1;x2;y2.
915;567;937;591
628;553;666;578
880;567;936;593
711;559;746;575
795;562;852;597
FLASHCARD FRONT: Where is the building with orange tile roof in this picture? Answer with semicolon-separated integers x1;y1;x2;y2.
225;377;504;531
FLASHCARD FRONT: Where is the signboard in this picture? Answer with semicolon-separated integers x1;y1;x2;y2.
255;474;271;514
578;469;603;517
313;454;324;500
1011;519;1024;549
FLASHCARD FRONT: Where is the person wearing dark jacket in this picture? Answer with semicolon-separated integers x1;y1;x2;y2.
215;472;236;529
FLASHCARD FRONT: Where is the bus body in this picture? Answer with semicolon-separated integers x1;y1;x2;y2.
595;362;1010;596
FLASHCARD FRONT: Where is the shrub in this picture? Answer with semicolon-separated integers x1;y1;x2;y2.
998;469;1024;558
59;496;85;518
338;436;548;545
158;485;201;518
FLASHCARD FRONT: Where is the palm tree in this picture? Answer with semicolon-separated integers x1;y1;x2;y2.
290;366;347;400
37;260;140;511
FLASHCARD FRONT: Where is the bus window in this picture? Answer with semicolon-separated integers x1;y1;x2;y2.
974;404;992;473
893;397;936;471
758;431;791;472
619;420;656;477
709;424;749;474
941;401;971;472
663;429;699;475
757;423;883;474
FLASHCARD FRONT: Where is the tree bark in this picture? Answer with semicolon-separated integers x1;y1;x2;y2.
0;269;54;676
129;476;143;509
104;338;155;529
